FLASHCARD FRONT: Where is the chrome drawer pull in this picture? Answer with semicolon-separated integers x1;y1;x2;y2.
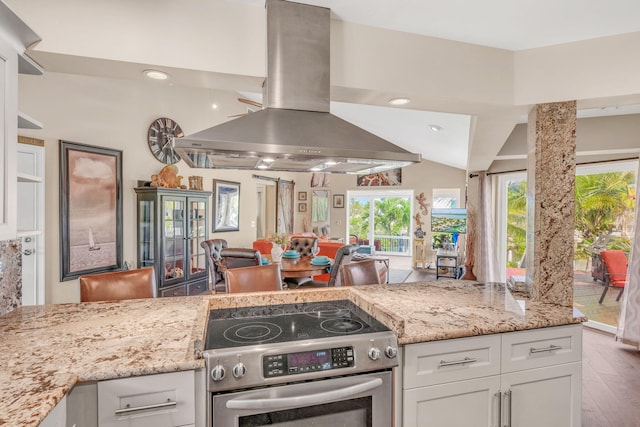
438;356;477;367
114;399;177;415
529;344;562;354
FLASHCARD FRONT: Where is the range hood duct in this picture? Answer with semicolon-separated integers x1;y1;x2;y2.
175;0;421;174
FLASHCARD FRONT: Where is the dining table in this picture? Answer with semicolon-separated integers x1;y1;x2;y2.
269;255;333;279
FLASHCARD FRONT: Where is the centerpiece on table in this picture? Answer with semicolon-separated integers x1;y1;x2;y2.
268;233;289;262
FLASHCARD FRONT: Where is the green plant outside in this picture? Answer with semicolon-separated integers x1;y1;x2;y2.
506;171;636;268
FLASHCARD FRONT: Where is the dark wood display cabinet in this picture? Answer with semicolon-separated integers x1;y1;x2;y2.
135;187;211;297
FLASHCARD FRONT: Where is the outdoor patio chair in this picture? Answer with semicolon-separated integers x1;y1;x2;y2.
599;250;628;304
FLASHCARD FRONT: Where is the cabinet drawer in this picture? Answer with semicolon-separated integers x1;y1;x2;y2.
404;334;501;388
501;324;582;373
98;371;194;427
188;280;208;295
161;284;187;297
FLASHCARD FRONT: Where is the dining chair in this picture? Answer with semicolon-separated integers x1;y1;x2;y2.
225;263;283;293
289;236;319;256
599;250;628;304
340;259;383;286
79;267;156;302
299;244;359;288
201;239;228;293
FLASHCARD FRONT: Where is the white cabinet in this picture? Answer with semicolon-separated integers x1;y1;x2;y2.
0;2;42;241
97;370;196;427
39;396;66;427
404;376;501;427
500;363;582;427
402;324;582;427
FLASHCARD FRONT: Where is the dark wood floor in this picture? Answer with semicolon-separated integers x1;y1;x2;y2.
582;327;640;427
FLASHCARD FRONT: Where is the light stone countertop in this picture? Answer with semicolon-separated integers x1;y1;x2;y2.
0;281;585;426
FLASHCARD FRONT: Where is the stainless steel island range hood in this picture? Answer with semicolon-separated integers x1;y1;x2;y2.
175;0;421;174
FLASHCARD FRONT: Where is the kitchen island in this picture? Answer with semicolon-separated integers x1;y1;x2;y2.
0;281;584;426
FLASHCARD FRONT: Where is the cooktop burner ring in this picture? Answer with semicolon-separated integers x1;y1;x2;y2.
320;317;365;334
303;303;351;319
223;322;283;344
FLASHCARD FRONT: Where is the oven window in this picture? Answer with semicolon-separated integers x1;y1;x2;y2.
238;396;372;426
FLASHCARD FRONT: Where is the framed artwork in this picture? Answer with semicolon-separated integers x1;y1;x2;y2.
212;179;240;232
59;140;123;281
333;194;345;208
357;168;402;186
298;202;307;212
298;191;307;201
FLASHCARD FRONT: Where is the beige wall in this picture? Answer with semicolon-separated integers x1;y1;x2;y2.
18;71;466;304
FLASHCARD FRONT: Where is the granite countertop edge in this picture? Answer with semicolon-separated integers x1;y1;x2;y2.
0;281;585;426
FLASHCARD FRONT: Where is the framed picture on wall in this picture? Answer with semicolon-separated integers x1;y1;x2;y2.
59;140;123;281
298;191;307;201
333;194;345;208
298;202;307;212
212;179;240;232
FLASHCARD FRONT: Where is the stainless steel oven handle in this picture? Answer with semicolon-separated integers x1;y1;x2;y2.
226;377;383;411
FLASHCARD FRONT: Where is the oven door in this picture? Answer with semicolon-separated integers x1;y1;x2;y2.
211;371;392;427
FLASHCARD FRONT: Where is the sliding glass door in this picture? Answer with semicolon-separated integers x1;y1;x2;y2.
347;190;413;256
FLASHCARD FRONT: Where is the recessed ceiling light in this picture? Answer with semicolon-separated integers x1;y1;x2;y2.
257;164;269;170
143;69;169;80
262;157;275;163
389;97;411;106
309;167;322;172
429;124;442;132
211;103;218;110
325;160;337;166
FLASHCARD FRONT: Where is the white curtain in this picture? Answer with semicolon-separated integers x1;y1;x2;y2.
617;165;640;348
475;172;500;282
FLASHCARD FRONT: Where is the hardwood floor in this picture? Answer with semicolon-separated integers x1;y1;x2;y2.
582;327;640;427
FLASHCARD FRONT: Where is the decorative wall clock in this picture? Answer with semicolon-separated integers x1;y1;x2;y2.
147;117;183;164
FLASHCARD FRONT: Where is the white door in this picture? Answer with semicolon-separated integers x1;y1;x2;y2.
500;363;582;427
17;142;44;305
403;376;500;427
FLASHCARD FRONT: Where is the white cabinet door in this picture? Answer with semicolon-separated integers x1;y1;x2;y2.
403;376;501;427
500;362;582;427
39;396;66;427
0;34;18;241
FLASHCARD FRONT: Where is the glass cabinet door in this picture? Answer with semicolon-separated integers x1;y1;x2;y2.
163;197;186;282
138;199;155;268
188;198;207;279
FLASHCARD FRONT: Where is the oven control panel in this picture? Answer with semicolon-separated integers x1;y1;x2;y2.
263;346;355;378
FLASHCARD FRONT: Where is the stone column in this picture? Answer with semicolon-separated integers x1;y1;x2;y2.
525;101;576;307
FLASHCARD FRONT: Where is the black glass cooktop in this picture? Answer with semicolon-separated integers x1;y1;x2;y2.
205;300;390;350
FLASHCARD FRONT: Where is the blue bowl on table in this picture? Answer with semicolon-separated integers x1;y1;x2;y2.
311;256;330;265
283;250;300;258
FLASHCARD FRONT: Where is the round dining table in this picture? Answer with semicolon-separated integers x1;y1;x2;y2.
271;256;332;279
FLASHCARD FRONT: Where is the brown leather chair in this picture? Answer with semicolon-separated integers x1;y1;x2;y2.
340;259;382;287
201;239;228;293
79;267;156;302
220;248;262;269
289;236;319;256
225;263;283;293
299;244;359;288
